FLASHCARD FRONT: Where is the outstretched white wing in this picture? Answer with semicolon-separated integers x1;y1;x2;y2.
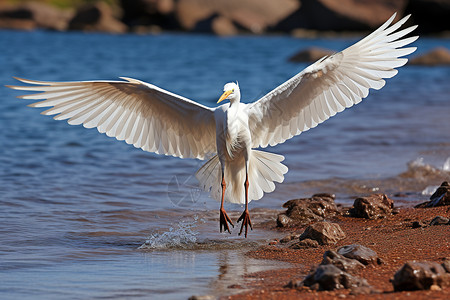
247;13;418;148
8;77;216;159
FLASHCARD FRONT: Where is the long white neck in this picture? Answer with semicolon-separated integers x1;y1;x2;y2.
229;89;241;107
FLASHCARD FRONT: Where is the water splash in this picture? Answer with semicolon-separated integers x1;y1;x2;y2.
421;185;439;196
139;216;200;250
443;157;450;172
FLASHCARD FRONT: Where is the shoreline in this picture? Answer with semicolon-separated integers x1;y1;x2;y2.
224;204;450;299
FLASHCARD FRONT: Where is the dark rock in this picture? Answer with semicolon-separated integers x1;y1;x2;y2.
274;0;407;32
415;182;450;208
412;220;427;228
405;0;450;34
430;216;450;226
284;279;303;288
302;264;371;291
349;194;394;219
392;261;450;291
68;3;127;33
442;259;450;273
278;193;338;227
410;48;450;66
288;47;334;62
300;221;346;245
337;244;379;266
120;0;179;30
290;238;319;249
321;250;365;274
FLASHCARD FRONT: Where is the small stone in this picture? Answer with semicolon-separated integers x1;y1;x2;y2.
269;240;278;245
430;216;449;226
300;221;346;245
280;233;299;243
430;284;442;291
321;250;365;274
291;238;319;249
412;221;427;228
276;214;293;227
285;279;303;289
337;244;379;266
349;194;394;219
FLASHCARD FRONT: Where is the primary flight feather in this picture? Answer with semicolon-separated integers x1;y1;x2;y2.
7;13;418;237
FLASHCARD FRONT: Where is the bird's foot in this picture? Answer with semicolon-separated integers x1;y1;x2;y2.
219;208;234;234
237;209;252;238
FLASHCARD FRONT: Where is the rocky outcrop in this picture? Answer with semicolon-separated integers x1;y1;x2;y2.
277;193;338;227
275;0;407;32
288;47;335;62
349;194;394;219
68;2;127;34
120;0;179;31
392;261;450;291
0;2;72;31
175;0;299;34
299;221;346;245
410;48;450;66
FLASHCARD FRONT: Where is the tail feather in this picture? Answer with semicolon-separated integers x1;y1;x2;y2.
195;150;288;205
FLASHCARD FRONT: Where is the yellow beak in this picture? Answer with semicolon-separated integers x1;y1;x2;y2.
217;90;232;103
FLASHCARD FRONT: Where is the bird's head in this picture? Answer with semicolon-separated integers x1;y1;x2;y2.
217;82;240;104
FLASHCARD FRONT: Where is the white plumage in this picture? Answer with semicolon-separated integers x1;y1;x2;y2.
7;13;418;237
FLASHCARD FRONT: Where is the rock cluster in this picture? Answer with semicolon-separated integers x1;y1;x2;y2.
288;244;380;294
0;0;449;35
277;193;338;228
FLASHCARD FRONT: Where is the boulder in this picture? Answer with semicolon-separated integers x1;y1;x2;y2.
0;2;72;31
392;261;450;291
68;2;127;34
175;0;299;34
415;181;450;208
300;221;346;245
337;244;381;266
349;194;394;219
277;193;338;227
410;48;450;66
274;0;407;32
288;47;335;63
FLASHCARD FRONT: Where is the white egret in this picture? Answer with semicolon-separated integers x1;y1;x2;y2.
7;14;418;237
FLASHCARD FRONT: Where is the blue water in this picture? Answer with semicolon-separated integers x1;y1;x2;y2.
1;30;449;299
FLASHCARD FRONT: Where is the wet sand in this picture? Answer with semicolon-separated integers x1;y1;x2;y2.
224;205;450;299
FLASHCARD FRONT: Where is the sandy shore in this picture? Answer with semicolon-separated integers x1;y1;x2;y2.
223;205;450;299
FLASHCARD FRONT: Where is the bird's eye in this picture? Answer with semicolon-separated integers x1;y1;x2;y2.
232;89;235;92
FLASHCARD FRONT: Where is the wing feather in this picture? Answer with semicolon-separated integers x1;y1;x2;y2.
247;13;418;148
8;77;217;159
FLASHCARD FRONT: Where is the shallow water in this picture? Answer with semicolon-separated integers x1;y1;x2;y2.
0;30;449;299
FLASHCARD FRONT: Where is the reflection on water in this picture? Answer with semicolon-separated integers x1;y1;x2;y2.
0;30;449;299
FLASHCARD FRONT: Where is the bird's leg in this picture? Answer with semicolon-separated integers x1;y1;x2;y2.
237;172;252;238
219;174;234;234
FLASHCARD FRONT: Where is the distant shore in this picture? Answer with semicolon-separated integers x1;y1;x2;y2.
1;0;449;37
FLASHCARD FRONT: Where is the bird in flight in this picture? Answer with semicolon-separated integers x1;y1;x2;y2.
7;14;417;237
